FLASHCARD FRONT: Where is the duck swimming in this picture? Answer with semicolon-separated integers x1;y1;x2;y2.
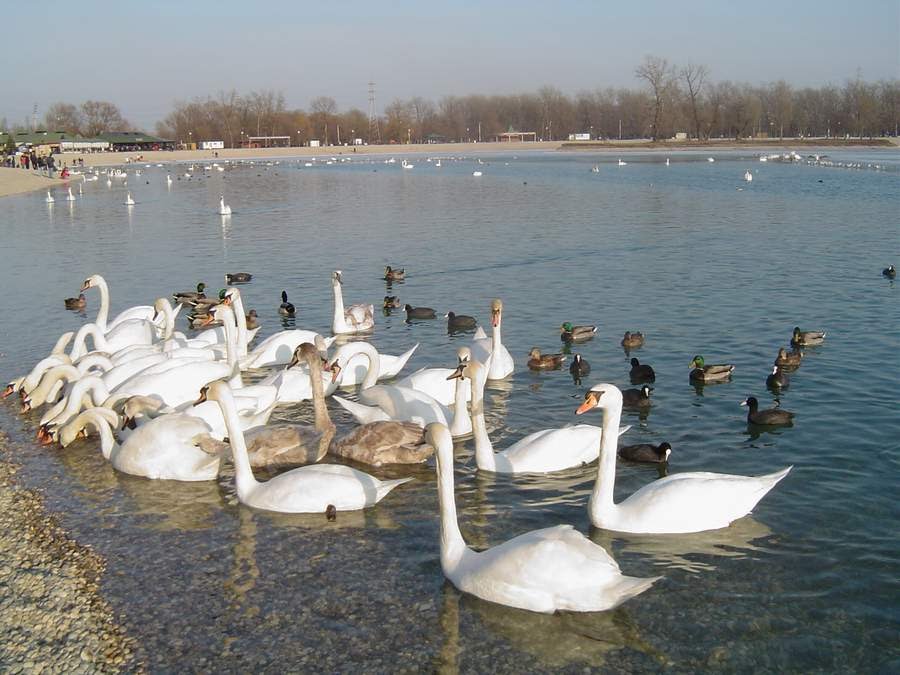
405;304;436;320
741;396;795;426
569;353;590;382
383;296;401;309
279;290;296;317
383;265;405;281
883;265;896;278
560;322;596;343
689;355;735;383
446;311;477;331
629;358;656;383
766;365;790;390
618;441;671;464
775;347;802;368
620;331;644;349
173;282;206;304
621;385;652;409
791;326;826;347
64;294;86;310
528;348;565;370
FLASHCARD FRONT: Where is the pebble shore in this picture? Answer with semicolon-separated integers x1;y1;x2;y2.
0;432;139;673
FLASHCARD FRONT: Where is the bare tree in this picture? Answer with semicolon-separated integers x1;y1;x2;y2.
635;56;675;140
681;63;708;139
81;101;130;136
44;103;82;134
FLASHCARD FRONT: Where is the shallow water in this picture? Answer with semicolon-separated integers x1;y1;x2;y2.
1;149;898;671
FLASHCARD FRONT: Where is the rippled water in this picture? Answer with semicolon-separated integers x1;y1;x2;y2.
1;149;898;671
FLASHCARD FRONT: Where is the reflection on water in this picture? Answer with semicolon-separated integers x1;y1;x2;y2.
1;149;898;671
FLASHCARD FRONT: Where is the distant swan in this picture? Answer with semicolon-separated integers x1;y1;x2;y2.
218;195;232;215
124;192;135;206
46;191;55;203
66;187;76;201
744;170;753;182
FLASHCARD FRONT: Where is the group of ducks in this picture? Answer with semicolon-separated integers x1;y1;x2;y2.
5;270;798;615
379;266;480;331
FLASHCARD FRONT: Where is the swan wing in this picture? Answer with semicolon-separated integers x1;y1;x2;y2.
613;468;792;534
396;367;468;407
116;414;220;481
333;395;391;424
498;424;602;473
359;385;449;426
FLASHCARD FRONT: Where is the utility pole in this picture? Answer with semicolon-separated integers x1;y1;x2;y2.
478;121;482;143
367;82;381;144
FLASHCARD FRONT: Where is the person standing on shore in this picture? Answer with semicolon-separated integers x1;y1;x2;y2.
48;154;55;177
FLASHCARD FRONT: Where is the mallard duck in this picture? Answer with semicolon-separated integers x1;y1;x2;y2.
629;357;655;383
383;265;405;281
225;272;252;284
569;353;590;381
883;265;896;278
618;441;671;464
775;347;802;368
383;296;401;309
620;331;644;348
279;290;295;317
527;348;565;370
689;355;735;383
64;293;86;310
173;282;206;304
791;326;826;347
245;309;259;330
405;304;436;320
187;312;220;329
446;311;477;331
189;288;227;311
766;365;789;390
622;385;653;409
741;396;795;426
560;322;597;342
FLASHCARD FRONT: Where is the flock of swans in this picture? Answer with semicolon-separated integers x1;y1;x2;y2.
1;265;799;615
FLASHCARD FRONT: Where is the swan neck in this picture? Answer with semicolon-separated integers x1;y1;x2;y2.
70;324;107;360
357;343;380;390
469;368;496;470
51;332;74;355
436;432;467;570
591;397;622;522
94;277;111;332
66;377;110;418
161;300;175;339
31;365;79;404
332;281;346;331
306;351;332;433
83;410;117;460
217;387;258;494
230;291;249;356
219;305;243;387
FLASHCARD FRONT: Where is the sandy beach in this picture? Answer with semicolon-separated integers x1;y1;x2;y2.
0;167;67;199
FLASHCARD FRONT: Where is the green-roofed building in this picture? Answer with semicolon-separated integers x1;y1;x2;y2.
98;132;174;151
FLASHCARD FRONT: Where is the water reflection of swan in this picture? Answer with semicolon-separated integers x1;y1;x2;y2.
591;516;774;574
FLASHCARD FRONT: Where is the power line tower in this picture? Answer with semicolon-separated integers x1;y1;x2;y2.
367;82;381;145
31;103;38;132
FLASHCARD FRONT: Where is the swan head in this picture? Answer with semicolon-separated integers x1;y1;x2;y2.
1;380;21;398
490;299;503;327
81;274;102;292
447;356;484;384
332;270;343;285
689;355;704;369
37;423;58;446
221;288;238;305
59;420;89;448
456;345;471;364
575;383;622;415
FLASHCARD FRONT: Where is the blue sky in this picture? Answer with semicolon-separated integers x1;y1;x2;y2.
4;0;898;130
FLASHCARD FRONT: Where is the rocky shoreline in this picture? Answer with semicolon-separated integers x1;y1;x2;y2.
0;431;139;673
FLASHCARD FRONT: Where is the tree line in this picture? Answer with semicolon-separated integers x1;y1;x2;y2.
5;57;898;145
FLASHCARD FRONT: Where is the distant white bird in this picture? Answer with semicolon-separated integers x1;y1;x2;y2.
665;157;670;166
435;159;442;167
707;157;715;162
106;178;112;188
124;192;135;206
78;183;83;196
617;159;627;166
66;187;76;201
401;159;414;169
472;171;483;177
744;170;753;182
166;174;173;187
46;191;55;203
218;195;232;216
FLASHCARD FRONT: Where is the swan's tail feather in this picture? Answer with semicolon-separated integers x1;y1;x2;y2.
597;574;661;611
377;476;414;500
393;343;419;373
333;396;389;424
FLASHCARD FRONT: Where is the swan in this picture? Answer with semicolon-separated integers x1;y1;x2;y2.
331;271;375;334
470;299;514;380
22;357;112;411
66;187;76;201
66;318;156;360
401;159;414;169
46;191;55;203
124;192;135;205
744;170;753;182
328;341;418;387
60;408;221;481
218;195;232;216
617;159;627;166
167;174;173;187
454;358;628;474
330;342;457;430
257;343;338;404
426;423;658;613
206;381;412;513
472;171;482;177
80;274;157;333
666;157;670;166
3;332;74;398
240;328;333;369
575;383;792;533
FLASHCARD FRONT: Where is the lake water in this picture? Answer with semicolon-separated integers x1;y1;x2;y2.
1;148;898;671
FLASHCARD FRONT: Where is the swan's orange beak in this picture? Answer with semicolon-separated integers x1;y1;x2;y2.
329;363;342;383
575;392;598;415
222;295;233;306
446;364;465;380
37;426;55;446
20;397;32;414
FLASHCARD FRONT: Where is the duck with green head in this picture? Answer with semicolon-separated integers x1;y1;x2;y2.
173;282;206;304
560;322;596;343
689;355;735;383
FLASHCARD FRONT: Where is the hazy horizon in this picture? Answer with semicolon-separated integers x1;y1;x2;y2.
4;0;898;131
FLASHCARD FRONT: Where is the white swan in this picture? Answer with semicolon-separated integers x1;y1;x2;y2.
470;298;514;380
167;174;173;187
617;159;627;166
426;423;658;613
80;274;157;333
330;342;458;430
240;329;333;369
191;287;259;355
401;159;414;169
124;192;135;205
207;381;411;513
666;157;670;166
60;408;221;481
67;319;155;360
472;171;482;177
257;343;339;404
3;332;74;397
66;187;76;201
328;341;419;387
455;359;628;474
744;170;753;182
331;271;375;334
576;383;792;534
46;190;55;203
218;195;232;215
